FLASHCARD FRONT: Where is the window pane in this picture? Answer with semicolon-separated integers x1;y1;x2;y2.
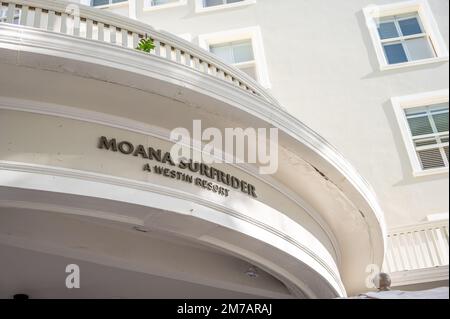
407;116;434;136
232;40;254;63
398;17;423;36
417;148;445;170
210;44;234;63
404;37;435;61
414;137;438;147
204;0;225;7
93;0;110;5
150;0;169;5
112;0;127;3
148;0;179;5
383;43;408;64
431;106;449;133
203;0;244;7
378;21;399;40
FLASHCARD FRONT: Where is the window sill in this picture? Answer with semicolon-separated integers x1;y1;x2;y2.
380;56;449;71
195;0;256;14
144;1;187;12
413;167;449;177
93;1;129;10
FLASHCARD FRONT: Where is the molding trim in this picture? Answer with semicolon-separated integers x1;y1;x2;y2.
0;25;386;254
390;265;449;287
0;96;342;265
0;160;347;297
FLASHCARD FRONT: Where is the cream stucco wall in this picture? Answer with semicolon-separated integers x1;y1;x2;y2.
102;0;450;227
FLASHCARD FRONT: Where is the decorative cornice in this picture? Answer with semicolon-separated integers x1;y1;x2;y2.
0;160;347;297
0;95;342;266
0;24;386;248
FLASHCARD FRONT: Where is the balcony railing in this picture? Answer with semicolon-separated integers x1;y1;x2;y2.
0;0;279;106
383;220;449;274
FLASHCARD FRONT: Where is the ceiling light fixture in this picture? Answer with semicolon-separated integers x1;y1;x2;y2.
245;266;259;278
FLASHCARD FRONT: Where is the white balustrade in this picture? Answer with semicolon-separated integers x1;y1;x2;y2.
0;0;275;104
383;220;449;273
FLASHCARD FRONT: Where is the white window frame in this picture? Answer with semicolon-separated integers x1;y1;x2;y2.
198;26;271;88
392;89;449;177
195;0;256;14
363;0;448;71
91;0;129;9
143;0;187;12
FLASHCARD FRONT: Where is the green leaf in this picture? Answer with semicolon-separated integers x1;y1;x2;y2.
136;38;155;53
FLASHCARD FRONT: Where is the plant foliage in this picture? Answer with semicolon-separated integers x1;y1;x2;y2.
136;37;155;53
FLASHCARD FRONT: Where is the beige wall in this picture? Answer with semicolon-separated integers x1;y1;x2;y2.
103;0;449;227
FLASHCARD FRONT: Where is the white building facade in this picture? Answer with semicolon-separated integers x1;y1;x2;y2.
0;0;448;298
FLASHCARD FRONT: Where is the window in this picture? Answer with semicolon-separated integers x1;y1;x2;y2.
210;40;257;79
204;0;244;8
0;6;20;24
405;104;448;171
378;14;435;64
198;27;270;88
91;0;127;7
144;0;187;11
392;90;449;176
364;0;448;70
195;0;256;13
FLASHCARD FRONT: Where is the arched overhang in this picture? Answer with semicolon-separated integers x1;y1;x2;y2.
0;1;386;298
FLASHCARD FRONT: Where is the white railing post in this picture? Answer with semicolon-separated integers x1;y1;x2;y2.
384;220;450;273
0;0;279;105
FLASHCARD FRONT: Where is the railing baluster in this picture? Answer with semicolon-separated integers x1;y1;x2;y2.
387;236;400;272
442;225;449;244
47;10;55;32
109;25;116;44
429;227;444;266
422;228;438;267
33;7;42;28
86;19;93;40
132;32;139;49
60;13;67;34
408;231;422;269
19;5;29;26
6;3;15;24
184;53;191;67
438;226;449;264
73;14;80;37
399;233;411;269
97;22;104;41
154;40;161;56
193;57;200;70
175;48;181;63
165;44;172;60
394;235;407;271
121;29;128;48
201;61;208;73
